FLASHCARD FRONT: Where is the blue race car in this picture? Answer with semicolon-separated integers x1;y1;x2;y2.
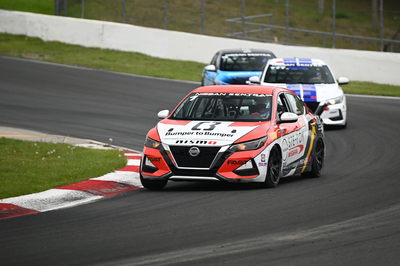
201;48;276;86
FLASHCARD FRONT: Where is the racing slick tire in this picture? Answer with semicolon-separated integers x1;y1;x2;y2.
140;174;168;190
301;138;325;178
261;146;282;188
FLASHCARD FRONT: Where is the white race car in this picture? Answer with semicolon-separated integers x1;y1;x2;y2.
249;58;349;128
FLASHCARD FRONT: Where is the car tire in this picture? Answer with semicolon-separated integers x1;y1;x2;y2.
261;146;281;188
140;173;168;190
301;138;325;178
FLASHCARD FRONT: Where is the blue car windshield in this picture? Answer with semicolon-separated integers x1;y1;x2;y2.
171;93;273;121
264;65;335;84
220;53;274;71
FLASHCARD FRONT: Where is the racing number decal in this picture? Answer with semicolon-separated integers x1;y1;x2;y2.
191;122;222;131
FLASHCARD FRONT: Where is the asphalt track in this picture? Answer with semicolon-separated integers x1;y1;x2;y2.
1;56;400;265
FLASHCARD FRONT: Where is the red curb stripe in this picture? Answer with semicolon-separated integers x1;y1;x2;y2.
117;165;140;172
57;180;140;197
0;203;40;220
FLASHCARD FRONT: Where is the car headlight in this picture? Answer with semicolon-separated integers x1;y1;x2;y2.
144;136;161;149
326;95;343;105
229;136;267;152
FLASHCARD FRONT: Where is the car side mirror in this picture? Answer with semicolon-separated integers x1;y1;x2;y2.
248;76;260;84
157;110;170;119
205;65;216;72
314;102;329;117
338;77;349;85
277;112;298;124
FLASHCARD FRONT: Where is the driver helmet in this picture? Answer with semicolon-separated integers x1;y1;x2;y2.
254;100;270;118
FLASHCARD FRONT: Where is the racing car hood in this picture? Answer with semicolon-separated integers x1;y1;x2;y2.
217;70;262;85
157;120;264;147
266;83;343;102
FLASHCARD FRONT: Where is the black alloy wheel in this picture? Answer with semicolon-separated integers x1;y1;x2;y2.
301;138;325;178
261;146;282;188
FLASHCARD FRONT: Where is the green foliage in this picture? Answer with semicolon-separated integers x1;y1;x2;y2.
335;12;350;19
0;0;54;15
0;138;127;199
343;81;400;97
0;33;204;82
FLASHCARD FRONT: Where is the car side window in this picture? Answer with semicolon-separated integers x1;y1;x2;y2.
276;93;290;118
285;93;304;115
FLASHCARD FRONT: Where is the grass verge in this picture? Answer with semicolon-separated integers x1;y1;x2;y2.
0;138;127;200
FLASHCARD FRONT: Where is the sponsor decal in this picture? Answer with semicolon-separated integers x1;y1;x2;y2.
227;160;248;166
165;131;195;136
227;72;259;76
261;154;266;162
259;154;267;167
287;131;303;149
283;58;313;66
223;53;272;57
302;85;318;102
288;144;304;157
286;84;317;103
176;140;217;145
269;132;277;140
194;93;227;96
287;85;302;98
195;92;268;98
148;157;161;162
269;130;282;140
283;58;298;65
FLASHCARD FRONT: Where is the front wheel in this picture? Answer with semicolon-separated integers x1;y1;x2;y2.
140;173;168;190
301;138;325;178
261;146;282;188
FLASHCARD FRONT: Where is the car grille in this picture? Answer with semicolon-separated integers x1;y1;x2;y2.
169;146;220;168
305;101;320;113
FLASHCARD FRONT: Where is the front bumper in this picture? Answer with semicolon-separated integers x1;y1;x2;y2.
320;101;347;126
140;145;266;183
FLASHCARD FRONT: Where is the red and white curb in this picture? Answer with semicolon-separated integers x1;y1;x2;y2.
0;151;142;220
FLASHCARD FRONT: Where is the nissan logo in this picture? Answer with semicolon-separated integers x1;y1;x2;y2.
189;146;200;157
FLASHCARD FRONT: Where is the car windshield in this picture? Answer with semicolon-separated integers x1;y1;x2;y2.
264;65;335;84
220;53;273;71
171;93;273;121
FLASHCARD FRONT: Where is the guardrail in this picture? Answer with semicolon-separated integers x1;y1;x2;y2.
226;14;400;52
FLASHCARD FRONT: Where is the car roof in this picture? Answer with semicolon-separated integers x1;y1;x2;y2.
219;48;275;56
192;85;282;95
269;58;327;65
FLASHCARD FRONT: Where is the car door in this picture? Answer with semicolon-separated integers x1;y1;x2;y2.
278;92;310;176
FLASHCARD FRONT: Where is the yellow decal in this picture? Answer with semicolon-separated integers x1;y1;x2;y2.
301;123;316;173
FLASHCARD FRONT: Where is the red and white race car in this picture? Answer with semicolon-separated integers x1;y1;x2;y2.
140;85;326;190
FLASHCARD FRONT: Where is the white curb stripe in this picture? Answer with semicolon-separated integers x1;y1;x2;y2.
91;171;143;188
0;189;103;212
127;159;140;166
